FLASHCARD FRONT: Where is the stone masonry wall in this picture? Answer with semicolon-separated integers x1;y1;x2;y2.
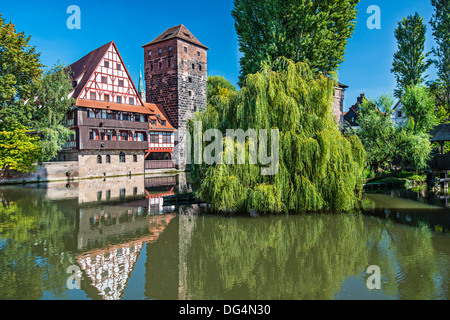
78;150;145;179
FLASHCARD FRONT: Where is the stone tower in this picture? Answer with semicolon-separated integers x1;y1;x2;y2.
142;25;208;169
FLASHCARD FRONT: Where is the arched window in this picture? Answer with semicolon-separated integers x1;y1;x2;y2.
97;155;102;164
106;155;111;163
133;154;137;162
120;152;126;163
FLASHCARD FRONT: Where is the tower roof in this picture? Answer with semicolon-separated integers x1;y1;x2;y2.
142;24;208;49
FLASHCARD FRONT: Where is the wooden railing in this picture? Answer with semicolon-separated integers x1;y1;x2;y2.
145;160;175;170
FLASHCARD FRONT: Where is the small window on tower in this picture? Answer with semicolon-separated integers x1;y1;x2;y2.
158;48;162;55
184;47;187;53
168;59;171;67
169;46;172;51
199;65;202;71
148;51;152;57
197;51;200;57
192;64;195;70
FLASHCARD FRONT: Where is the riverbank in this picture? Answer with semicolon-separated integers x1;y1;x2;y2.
363;171;427;190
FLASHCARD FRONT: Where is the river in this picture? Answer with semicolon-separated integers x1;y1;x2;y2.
1;173;450;300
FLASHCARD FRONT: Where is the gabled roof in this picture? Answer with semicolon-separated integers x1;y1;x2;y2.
68;41;112;100
142;24;209;49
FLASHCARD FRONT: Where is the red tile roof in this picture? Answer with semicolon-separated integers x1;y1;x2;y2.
144;103;176;131
76;98;153;115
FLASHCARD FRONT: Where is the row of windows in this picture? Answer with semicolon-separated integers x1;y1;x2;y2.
103;60;121;70
89;129;148;142
90;91;135;105
149;132;172;144
95;188;141;203
148;46;202;56
149;61;203;72
96;153;137;164
150;118;166;126
100;77;125;87
87;109;146;122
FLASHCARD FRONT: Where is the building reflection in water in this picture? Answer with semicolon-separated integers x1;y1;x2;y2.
43;173;196;300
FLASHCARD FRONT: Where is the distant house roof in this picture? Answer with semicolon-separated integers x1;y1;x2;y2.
142;24;209;49
430;124;450;142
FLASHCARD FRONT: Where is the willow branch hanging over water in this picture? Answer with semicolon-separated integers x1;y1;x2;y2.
189;58;366;214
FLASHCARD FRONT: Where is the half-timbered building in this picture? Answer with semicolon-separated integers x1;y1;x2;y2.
59;41;175;178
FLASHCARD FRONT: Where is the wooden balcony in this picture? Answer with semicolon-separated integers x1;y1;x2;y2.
145;160;175;170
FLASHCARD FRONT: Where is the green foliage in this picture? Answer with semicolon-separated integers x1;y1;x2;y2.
391;13;431;99
401;85;437;133
356;94;432;171
430;0;450;112
207;75;237;106
30;63;75;161
0;14;43;127
0;123;41;177
190;58;366;214
232;0;359;86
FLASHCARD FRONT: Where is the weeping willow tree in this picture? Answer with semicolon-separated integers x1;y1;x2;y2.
189;58;366;214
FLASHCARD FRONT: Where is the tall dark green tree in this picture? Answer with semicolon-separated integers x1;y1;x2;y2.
231;0;359;86
391;13;431;98
430;0;450;112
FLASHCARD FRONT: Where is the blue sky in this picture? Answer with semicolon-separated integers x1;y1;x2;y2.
1;0;438;111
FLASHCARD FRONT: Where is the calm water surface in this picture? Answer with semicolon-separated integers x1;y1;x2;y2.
1;174;450;300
